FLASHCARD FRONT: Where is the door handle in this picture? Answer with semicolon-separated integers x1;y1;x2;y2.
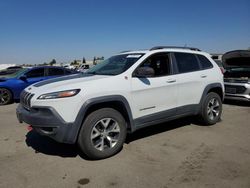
166;79;176;83
200;75;207;78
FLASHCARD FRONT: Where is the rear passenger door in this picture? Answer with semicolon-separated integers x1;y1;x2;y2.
172;52;205;108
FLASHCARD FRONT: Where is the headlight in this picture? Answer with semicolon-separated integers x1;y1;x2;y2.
38;89;80;100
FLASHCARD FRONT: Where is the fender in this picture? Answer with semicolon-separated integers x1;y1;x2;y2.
198;83;224;113
70;95;135;143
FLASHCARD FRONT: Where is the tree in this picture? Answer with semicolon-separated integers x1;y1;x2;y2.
93;56;96;65
82;57;86;64
70;60;78;66
49;59;56;66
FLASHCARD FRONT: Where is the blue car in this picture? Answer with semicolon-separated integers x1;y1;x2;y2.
0;66;77;105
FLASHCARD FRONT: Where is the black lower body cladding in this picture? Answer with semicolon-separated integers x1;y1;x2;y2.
16;104;79;144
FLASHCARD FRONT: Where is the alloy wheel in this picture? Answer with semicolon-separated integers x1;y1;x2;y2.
0;88;11;105
207;98;220;120
91;118;120;151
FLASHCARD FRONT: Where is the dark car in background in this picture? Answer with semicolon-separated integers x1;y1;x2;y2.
0;66;23;75
223;50;250;101
0;66;77;105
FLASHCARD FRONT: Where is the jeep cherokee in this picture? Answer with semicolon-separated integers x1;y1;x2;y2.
16;46;224;159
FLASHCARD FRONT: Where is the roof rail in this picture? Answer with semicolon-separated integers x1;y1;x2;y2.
119;50;131;53
150;46;201;51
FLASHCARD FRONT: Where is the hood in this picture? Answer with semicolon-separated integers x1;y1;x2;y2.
32;73;110;90
222;50;250;69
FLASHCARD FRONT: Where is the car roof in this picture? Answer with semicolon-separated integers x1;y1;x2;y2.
119;48;209;56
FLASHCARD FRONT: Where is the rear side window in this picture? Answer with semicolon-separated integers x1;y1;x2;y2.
197;55;213;69
25;68;45;78
48;68;65;76
174;52;200;73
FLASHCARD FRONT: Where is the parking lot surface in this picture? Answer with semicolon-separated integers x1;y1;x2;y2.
0;102;250;188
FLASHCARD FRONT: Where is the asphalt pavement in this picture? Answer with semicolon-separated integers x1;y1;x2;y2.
0;102;250;188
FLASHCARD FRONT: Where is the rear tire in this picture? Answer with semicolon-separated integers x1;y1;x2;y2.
0;88;12;105
78;108;127;159
199;92;222;125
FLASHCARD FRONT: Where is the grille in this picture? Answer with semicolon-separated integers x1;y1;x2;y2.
20;91;34;110
225;85;247;94
224;78;249;83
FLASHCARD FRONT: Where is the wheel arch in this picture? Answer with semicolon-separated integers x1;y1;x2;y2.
73;95;135;143
198;83;224;113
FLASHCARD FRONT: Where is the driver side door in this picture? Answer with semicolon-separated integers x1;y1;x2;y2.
130;53;178;123
16;68;45;96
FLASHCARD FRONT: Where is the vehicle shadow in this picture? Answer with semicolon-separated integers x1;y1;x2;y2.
25;116;195;159
25;130;79;158
223;99;250;107
126;116;193;143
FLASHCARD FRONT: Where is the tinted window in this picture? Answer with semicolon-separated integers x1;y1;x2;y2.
197;55;213;69
48;68;64;76
174;53;200;73
25;68;44;78
138;53;170;77
65;69;73;74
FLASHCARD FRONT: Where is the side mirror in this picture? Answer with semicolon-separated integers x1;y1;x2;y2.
133;67;155;78
19;75;27;81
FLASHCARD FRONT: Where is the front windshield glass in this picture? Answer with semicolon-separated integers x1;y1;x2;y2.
3;68;28;78
86;53;144;75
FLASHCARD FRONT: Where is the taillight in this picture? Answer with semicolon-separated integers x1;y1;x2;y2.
220;67;225;74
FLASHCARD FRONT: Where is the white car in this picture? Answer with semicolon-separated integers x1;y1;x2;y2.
77;64;90;73
223;50;250;101
17;46;224;159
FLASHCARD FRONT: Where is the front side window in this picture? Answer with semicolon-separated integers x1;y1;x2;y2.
174;52;200;73
136;53;171;77
25;68;45;78
87;53;144;75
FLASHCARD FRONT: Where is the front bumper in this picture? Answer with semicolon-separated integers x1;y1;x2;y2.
16;104;79;144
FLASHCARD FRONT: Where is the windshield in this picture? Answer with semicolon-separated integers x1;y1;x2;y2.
86;53;144;75
3;68;28;78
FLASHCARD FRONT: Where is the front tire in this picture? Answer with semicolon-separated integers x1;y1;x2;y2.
78;108;127;159
0;88;12;105
199;92;222;125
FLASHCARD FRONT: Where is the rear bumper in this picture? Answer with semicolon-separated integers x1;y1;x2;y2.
224;95;250;102
16;104;79;144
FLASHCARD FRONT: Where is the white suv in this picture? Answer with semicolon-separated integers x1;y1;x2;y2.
16;46;224;159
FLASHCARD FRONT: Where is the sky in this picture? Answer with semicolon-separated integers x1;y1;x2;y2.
0;0;249;64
